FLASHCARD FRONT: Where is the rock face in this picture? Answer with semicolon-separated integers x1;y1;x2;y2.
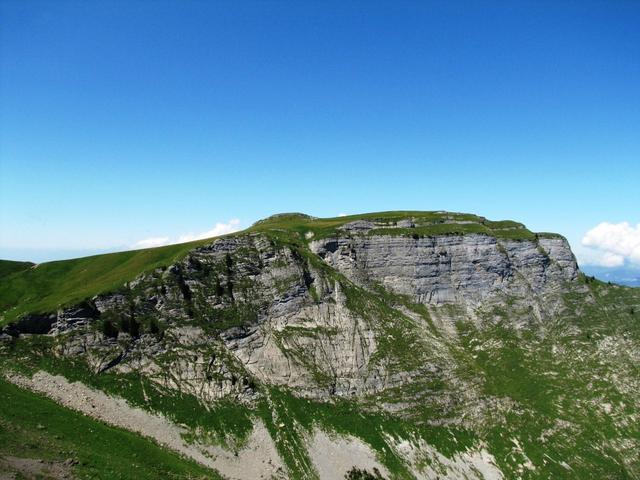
39;234;400;400
3;220;580;404
310;232;578;307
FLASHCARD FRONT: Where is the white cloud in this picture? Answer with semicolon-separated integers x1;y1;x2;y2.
338;213;348;217
177;219;241;243
578;249;625;268
581;221;640;266
131;219;242;250
132;237;170;249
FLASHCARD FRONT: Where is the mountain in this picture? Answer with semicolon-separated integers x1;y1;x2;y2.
1;211;639;480
581;265;640;287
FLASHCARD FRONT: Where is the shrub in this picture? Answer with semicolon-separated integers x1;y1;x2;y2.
101;320;118;338
118;317;140;337
345;467;386;480
148;318;160;334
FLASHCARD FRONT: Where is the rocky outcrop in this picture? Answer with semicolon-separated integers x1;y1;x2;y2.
310;232;578;308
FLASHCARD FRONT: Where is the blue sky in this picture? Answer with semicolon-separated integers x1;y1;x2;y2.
1;0;639;266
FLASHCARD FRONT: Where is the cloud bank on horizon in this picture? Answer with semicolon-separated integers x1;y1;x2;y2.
581;222;640;267
132;219;242;249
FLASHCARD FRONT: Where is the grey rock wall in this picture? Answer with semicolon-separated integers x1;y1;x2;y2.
310;233;578;307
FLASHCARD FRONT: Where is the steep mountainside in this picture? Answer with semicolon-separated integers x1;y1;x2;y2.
1;211;639;480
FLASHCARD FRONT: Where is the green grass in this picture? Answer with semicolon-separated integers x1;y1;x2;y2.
450;285;640;480
368;222;536;241
536;232;568;240
0;259;33;279
249;210;535;241
0;377;219;479
0;239;215;324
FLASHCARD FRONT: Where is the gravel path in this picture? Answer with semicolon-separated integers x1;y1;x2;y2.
0;456;72;479
5;371;286;480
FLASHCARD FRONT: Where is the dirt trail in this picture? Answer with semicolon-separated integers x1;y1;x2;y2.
0;456;72;479
5;371;286;480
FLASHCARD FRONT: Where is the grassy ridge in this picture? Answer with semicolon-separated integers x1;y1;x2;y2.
0;259;34;279
250;211;533;239
0;240;213;324
0;211;545;325
0;377;218;479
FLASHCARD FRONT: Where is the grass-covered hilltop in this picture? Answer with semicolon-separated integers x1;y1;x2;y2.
1;211;639;480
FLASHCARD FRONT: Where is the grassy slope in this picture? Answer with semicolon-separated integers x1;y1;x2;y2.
0;211;552;325
0;377;218;479
0;259;34;279
0;239;213;324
